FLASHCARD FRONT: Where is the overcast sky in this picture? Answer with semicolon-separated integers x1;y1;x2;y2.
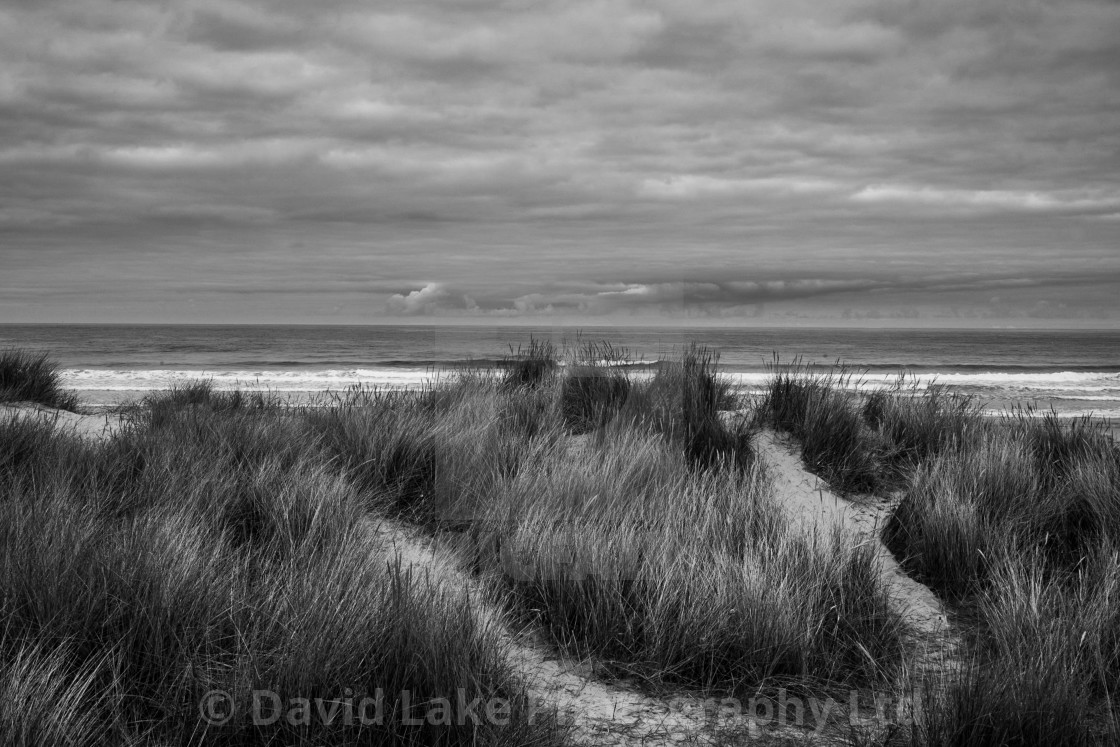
2;0;1118;326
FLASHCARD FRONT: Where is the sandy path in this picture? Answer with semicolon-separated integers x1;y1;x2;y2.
363;424;972;745
1;402;123;440
755;429;964;682
364;516;816;746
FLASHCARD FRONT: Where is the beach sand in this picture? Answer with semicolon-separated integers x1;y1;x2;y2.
0;401;123;439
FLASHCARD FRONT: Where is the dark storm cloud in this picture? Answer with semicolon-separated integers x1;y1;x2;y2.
1;0;1118;323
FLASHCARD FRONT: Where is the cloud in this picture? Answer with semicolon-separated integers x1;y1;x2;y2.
638;175;843;200
590;279;882;308
386;283;477;315
426;271;1120;321
850;184;1120;213
1;0;1118;323
386;283;450;315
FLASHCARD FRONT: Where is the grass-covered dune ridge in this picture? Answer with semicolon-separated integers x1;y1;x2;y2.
3;343;1119;744
305;343;908;693
0;343;910;744
1;404;555;746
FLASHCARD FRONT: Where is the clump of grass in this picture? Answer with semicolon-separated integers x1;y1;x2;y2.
1012;413;1120;561
762;359;881;494
140;380;272;427
624;343;754;471
500;379;562;443
468;424;906;693
0;413;90;493
978;547;1120;698
863;381;980;483
1016;411;1118;487
885;415;1120;600
501;337;558;390
765;364;987;494
884;411;1120;742
918;661;1099;747
0;637;117;747
914;545;1120;746
306;390;441;520
308;381;552;528
0;348;79;411
559;339;632;434
882;433;1038;600
1049;451;1120;566
881;479;993;602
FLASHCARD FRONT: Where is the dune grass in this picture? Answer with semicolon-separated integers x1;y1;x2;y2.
769;367;1120;743
883;413;1120;600
557;339;633;434
10;345;1117;744
761;360;1120;743
762;359;883;494
0;636;114;747
0;406;563;746
310;347;906;698
481;457;906;691
913;543;1120;747
0;348;79;411
863;382;980;482
501;337;558;390
139;380;274;428
622;343;755;471
884;416;1120;744
762;361;986;496
7;342;892;744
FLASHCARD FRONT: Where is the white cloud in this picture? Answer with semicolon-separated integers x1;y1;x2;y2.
850;184;1120;212
386;283;450;315
638;175;843;199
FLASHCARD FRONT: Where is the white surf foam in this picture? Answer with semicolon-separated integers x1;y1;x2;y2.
62;368;447;392
60;367;1120;416
724;370;1120;394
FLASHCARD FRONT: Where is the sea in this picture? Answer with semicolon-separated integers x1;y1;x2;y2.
2;324;1119;419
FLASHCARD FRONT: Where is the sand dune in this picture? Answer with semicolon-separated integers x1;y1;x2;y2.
0;401;122;440
2;400;960;745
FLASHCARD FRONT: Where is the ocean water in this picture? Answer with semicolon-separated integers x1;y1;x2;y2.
1;324;1118;418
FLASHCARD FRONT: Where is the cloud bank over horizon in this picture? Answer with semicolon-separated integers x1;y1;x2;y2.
1;0;1118;325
